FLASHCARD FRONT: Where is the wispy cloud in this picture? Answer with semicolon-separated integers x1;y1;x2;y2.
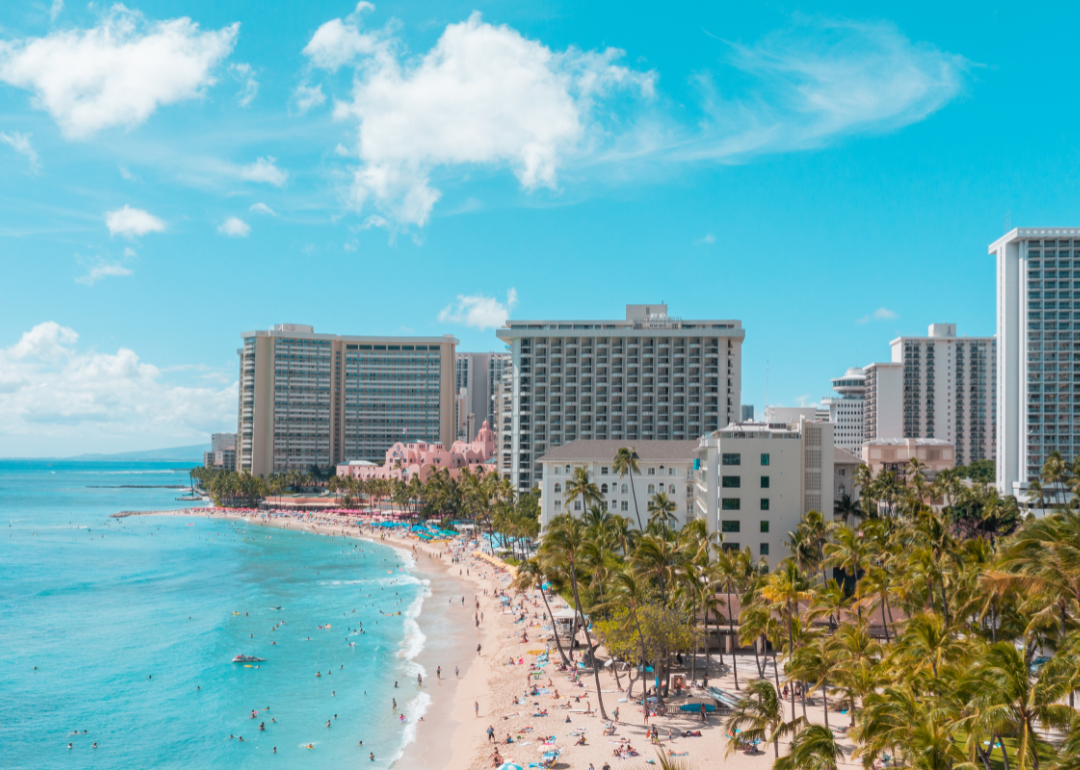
75;261;133;286
49;0;64;22
695;233;716;245
240;157;287;186
673;19;969;163
230;62;259;107
105;205;165;238
249;202;276;216
218;216;250;237
438;288;518;330
856;307;899;324
292;82;326;114
0;131;40;171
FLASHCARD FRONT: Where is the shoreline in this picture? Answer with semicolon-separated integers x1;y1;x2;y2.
117;507;493;770
118;508;832;769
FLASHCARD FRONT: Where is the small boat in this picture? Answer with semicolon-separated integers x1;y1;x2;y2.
232;655;266;663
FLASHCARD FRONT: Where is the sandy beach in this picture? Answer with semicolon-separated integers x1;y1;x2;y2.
123;507;865;770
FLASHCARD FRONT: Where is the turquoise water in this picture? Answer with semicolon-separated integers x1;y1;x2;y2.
0;461;431;769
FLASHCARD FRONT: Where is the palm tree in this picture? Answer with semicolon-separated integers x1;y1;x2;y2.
512;558;572;666
539;514;609;719
774;724;844;770
724;678;785;759
961;641;1072;770
646;491;678;531
759;561;813;719
714;544;754;690
613;447;645;530
563;466;602;518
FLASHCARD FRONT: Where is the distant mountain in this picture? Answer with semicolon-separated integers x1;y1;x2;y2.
66;444;211;462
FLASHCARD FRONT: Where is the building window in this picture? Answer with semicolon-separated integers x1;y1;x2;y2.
722;476;741;488
722;453;741;466
760;453;770;466
554;500;561;510
760;520;769;532
721;498;740;510
761;476;770;488
721;520;741;532
647;484;655;494
621;501;628;511
574;501;582;511
648;467;656;476
668;484;676;494
601;483;608;494
601;466;609;475
554;483;561;493
721;542;740;551
622;483;628;493
760;498;770;511
760;543;770;556
669;467;676;476
564;465;570;474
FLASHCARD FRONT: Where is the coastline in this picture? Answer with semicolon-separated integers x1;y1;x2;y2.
118;508;488;769
118;508;830;769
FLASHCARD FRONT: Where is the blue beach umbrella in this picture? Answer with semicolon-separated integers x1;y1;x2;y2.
496;764;524;770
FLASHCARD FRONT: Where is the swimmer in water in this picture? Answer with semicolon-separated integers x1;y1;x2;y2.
370;752;375;761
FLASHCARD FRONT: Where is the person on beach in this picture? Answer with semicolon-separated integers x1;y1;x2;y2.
475;701;479;717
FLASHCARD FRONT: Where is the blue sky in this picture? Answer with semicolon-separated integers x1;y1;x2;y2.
0;0;1074;456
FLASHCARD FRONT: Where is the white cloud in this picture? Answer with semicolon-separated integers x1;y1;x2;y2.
438;288;518;330
231;62;259;107
0;5;238;138
118;165;140;181
302;2;379;72
0;131;40;171
681;19;968;162
218;216;250;237
292;82;326;113
105;205;165;238
240;156;287;186
695;233;716;245
49;0;64;22
0;321;237;454
321;11;654;226
249;202;276;216
75;261;133;286
856;307;899;324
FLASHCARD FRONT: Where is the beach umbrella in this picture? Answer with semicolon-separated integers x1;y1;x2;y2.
495;764;524;770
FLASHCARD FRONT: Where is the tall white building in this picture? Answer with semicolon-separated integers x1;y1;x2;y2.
822;368;865;454
693;420;834;569
495;304;745;490
990;227;1080;495
864;362;905;442
888;324;995;466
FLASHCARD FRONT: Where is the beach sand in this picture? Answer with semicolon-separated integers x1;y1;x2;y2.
124;508;865;770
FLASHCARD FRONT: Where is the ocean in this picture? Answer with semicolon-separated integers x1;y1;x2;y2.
0;460;434;769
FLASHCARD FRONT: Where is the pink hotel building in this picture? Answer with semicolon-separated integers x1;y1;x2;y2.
336;420;497;483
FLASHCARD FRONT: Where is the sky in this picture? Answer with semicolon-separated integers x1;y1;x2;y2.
0;0;1076;456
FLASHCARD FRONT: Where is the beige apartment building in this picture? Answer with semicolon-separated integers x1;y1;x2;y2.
237;324;458;477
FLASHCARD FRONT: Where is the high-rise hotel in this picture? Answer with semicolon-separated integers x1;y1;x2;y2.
991;228;1080;495
237;324;458;477
495;304;744;490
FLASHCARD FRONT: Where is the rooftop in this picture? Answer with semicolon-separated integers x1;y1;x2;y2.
538;439;700;463
242;324;458;345
497;304;743;337
834;447;863;465
864;437;953;447
989;227;1080;251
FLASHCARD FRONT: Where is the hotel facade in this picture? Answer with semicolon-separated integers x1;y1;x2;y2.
991;227;1080;495
495;304;745;490
237;324;458;477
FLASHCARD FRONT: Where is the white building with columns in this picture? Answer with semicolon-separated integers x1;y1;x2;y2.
538;440;698;530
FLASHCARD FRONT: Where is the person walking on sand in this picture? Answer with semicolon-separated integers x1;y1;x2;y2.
474;701;479;718
486;725;495;742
